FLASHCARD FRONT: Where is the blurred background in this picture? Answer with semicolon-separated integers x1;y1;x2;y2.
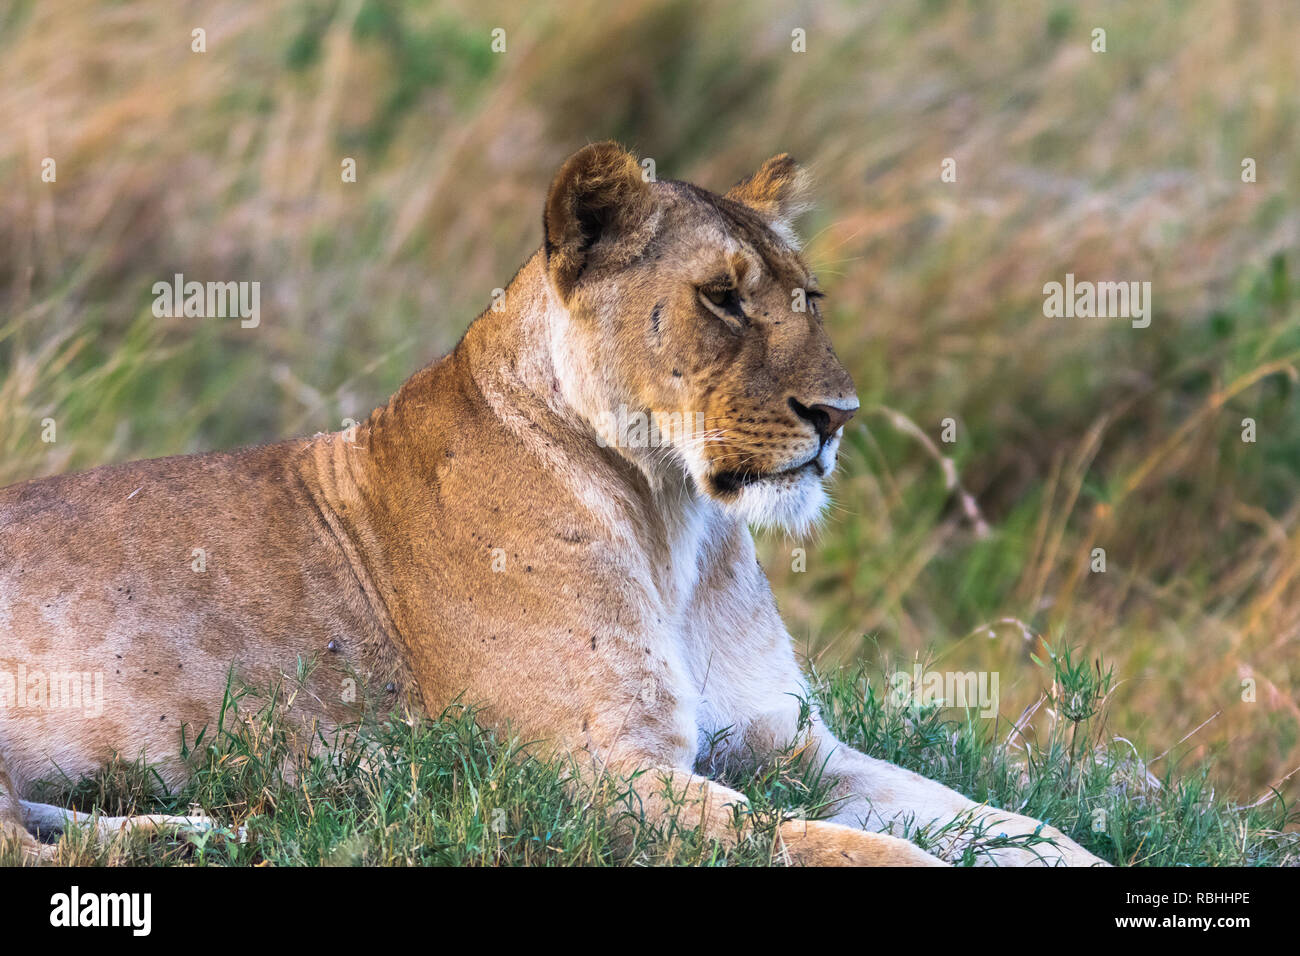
1;0;1297;801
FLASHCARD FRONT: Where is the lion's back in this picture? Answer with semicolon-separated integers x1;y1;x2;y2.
0;442;372;787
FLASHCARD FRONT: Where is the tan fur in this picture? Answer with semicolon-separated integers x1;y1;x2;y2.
0;144;1102;866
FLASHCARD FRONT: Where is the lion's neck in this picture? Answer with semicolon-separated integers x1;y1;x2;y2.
301;251;735;626
461;251;591;433
465;253;677;461
401;251;717;538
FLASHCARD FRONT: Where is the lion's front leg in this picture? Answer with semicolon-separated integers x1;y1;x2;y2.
689;528;1103;866
581;756;942;866
810;724;1107;866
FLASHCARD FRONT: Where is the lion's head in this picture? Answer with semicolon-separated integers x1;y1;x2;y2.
543;142;858;534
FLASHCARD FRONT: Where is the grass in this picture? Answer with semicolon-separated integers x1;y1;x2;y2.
5;643;1295;866
3;0;1300;860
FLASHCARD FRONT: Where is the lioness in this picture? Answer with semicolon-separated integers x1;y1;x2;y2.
0;143;1102;866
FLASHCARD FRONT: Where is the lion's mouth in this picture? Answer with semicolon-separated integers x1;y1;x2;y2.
709;455;824;496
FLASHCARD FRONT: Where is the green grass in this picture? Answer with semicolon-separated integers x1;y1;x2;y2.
8;644;1295;867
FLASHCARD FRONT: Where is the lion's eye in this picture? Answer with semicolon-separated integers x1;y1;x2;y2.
702;286;736;308
699;285;747;329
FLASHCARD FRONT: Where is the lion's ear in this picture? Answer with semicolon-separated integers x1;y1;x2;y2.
725;154;811;238
544;142;654;301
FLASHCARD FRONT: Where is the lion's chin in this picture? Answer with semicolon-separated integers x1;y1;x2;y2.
714;468;828;536
684;434;841;536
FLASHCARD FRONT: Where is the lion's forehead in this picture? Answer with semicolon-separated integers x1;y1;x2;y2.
653;182;809;283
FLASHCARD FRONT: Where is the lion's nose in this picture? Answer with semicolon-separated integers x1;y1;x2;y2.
788;398;858;443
